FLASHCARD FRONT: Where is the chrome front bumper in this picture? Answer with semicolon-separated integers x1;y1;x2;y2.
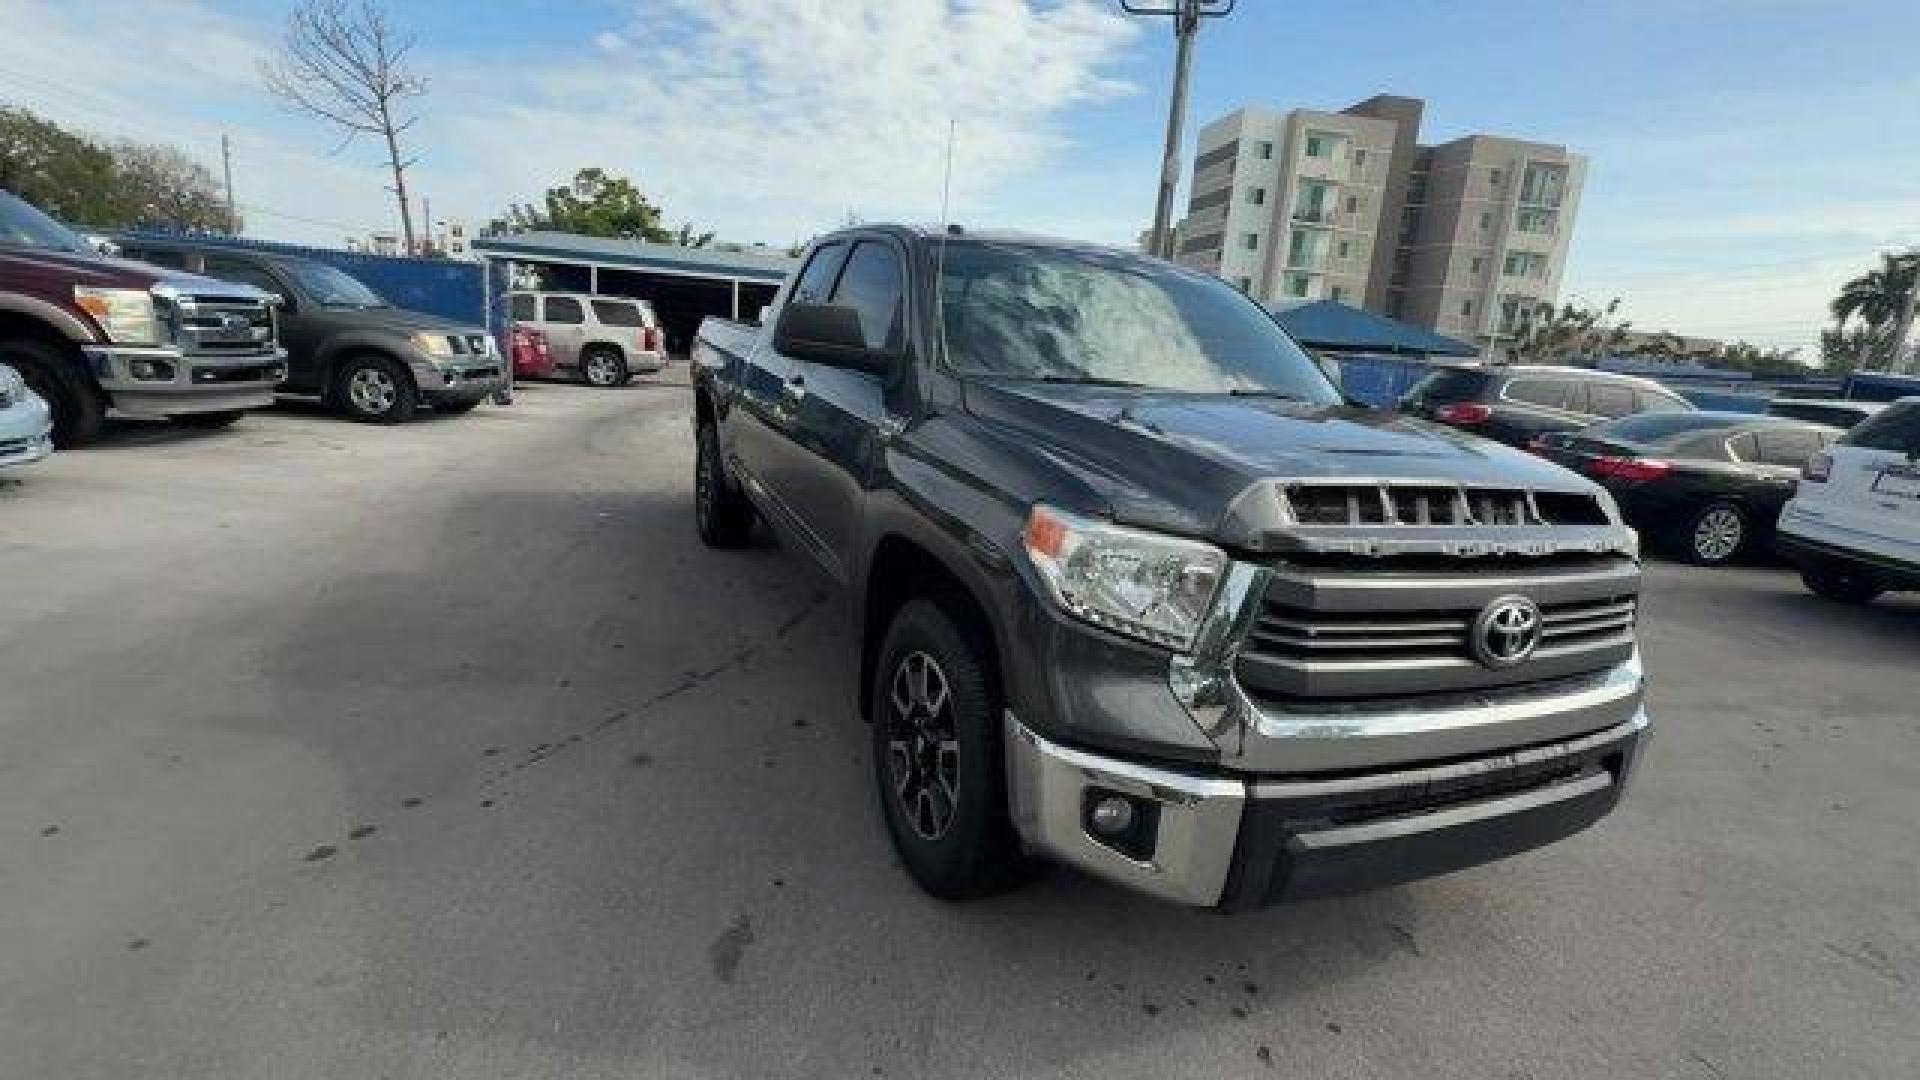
1004;707;1649;909
409;357;504;400
87;344;285;417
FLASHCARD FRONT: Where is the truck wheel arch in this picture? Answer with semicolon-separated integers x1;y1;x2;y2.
859;533;1006;730
0;295;97;344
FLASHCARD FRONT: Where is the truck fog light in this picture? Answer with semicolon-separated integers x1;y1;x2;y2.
1088;795;1136;837
129;359;174;381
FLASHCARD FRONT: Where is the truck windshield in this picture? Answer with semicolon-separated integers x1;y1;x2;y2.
284;260;388;307
937;240;1340;402
0;190;85;252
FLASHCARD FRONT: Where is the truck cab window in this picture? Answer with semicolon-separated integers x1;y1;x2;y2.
829;241;905;351
790;242;848;306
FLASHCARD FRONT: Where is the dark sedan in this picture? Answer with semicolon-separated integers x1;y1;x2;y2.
1533;412;1842;564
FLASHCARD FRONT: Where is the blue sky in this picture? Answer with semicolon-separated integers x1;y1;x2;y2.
2;0;1915;353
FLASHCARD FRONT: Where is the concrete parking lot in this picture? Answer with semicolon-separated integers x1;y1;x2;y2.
1;379;1915;1080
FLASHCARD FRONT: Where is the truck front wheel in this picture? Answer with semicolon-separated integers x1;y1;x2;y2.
870;598;1026;900
694;421;755;546
3;337;104;447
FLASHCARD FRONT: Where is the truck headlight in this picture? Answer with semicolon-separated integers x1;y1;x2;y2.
1023;505;1227;652
73;287;159;346
410;332;454;358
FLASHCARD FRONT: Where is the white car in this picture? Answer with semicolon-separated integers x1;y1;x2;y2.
1777;396;1920;604
0;362;54;470
506;291;666;387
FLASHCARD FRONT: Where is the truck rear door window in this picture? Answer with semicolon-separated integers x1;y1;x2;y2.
543;296;584;324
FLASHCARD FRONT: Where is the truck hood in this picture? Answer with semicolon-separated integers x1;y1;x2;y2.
962;380;1604;543
3;247;269;299
310;305;482;336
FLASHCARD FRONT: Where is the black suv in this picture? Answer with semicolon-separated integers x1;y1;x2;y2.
1403;365;1693;448
116;239;502;423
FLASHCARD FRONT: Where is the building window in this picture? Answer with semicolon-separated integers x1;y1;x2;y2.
1353;149;1367;171
1236;276;1252;293
1490;168;1504;187
1284;272;1311;297
1248;187;1266;205
1256;140;1274;159
1331;285;1346;303
1470;256;1484;274
1243;233;1260;251
1520;164;1567;207
1480;212;1493;231
1516;208;1555;234
1336;240;1350;259
1461;299;1474;317
1504;251;1548;279
1304;134;1330;158
1344;195;1358;214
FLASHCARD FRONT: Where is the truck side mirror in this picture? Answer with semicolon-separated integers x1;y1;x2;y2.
773;302;899;377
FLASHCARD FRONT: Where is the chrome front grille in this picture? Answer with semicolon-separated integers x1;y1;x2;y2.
172;297;276;356
1235;556;1639;702
1281;481;1610;528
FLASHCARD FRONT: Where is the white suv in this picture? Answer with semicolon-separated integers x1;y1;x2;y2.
507;291;665;387
1777;397;1920;604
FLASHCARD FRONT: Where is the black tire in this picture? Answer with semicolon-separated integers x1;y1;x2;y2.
1801;566;1883;605
1678;501;1748;565
870;597;1026;901
434;397;482;415
172;410;244;430
3;337;104;448
580;346;629;388
333;354;418;424
694;420;755;547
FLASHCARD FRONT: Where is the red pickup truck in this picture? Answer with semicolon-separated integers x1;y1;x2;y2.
0;190;285;446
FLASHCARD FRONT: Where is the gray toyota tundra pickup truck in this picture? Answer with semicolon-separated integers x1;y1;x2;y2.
690;225;1650;909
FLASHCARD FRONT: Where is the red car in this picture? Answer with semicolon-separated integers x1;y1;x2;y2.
510;325;554;379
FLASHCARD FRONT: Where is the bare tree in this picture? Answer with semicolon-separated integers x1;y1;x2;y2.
261;0;426;252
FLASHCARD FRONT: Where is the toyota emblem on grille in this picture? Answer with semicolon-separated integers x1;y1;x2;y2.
1470;595;1542;669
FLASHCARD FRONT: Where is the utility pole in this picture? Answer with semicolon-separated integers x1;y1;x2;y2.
220;134;237;235
1124;1;1235;260
1886;249;1920;374
420;195;431;256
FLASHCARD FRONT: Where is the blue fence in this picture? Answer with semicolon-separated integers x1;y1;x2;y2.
116;230;496;327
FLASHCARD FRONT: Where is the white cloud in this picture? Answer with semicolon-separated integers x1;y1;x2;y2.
0;0;1139;248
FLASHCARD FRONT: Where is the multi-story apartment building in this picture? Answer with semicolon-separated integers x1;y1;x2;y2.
1177;95;1585;356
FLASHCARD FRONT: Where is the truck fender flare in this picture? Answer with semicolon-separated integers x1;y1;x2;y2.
854;483;1027;725
0;294;98;343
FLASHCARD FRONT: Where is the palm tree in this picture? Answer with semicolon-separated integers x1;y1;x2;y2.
1831;250;1916;331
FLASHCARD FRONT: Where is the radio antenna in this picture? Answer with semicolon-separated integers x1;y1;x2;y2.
935;118;956;367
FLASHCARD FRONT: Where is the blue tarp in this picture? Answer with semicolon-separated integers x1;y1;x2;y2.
1270;300;1478;358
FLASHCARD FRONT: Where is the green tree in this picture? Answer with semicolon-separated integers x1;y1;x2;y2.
1509;297;1632;365
1820;323;1892;374
673;221;716;249
1831;250;1915;333
1710;341;1803;377
0;106;231;232
500;168;670;241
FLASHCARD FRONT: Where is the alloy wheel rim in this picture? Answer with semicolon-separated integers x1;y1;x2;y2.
1694;508;1742;560
885;650;959;841
586;354;617;385
349;368;396;414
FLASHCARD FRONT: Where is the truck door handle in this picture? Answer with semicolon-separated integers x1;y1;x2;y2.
779;376;806;411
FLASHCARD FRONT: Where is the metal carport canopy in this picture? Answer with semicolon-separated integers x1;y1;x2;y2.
1268;299;1479;358
472;230;798;319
